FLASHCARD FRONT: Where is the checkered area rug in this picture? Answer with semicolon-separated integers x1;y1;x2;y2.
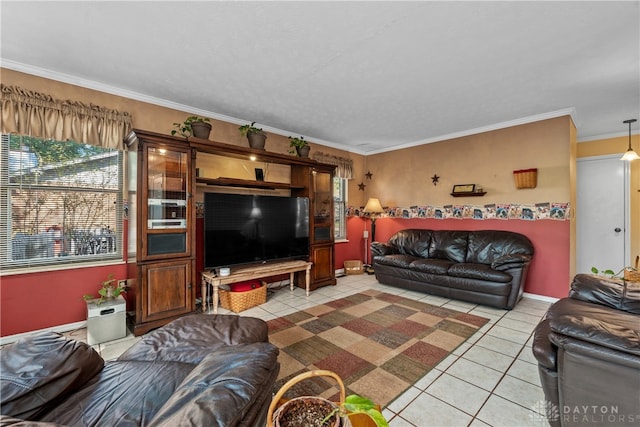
267;290;489;408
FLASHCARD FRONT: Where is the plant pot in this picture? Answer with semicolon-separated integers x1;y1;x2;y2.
191;121;212;140
268;370;351;427
296;145;310;157
247;132;266;150
272;396;343;427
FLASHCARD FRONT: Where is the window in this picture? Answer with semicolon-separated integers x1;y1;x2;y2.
333;177;348;240
1;134;123;270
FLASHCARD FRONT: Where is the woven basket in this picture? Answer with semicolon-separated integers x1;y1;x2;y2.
513;168;538;189
268;370;350;427
624;256;640;283
219;282;267;313
344;260;364;275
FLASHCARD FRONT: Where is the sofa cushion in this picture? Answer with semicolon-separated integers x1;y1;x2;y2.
409;258;453;275
429;231;468;263
447;263;512;283
374;254;418;269
387;229;431;258
0;332;104;420
466;230;534;265
569;274;640;314
118;314;269;364
148;342;279;427
36;360;194;426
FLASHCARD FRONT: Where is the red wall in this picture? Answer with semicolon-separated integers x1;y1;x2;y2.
1;263;129;337
2;216;568;337
334;216;570;300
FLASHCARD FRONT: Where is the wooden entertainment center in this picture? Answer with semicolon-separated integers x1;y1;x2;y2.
125;129;336;335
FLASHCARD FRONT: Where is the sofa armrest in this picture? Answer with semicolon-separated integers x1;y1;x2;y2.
0;332;104;420
532;318;557;370
490;253;531;271
149;342;279;427
371;242;396;257
570;273;640;314
549;310;640;357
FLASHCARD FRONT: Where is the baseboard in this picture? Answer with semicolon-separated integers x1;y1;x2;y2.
0;320;87;346
523;292;559;304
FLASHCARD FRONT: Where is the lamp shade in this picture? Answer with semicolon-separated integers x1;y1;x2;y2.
621;119;639;161
364;198;383;213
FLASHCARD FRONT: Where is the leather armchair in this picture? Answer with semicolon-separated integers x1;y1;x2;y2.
532;274;640;426
1;314;279;427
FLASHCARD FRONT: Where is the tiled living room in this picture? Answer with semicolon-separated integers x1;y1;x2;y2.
68;274;552;427
2;2;639;427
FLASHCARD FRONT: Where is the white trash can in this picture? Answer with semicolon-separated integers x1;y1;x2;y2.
87;295;126;345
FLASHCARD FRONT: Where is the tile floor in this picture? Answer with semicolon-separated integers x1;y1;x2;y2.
67;273;553;427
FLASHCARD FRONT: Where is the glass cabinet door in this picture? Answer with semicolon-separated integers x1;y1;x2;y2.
312;169;333;242
144;144;190;258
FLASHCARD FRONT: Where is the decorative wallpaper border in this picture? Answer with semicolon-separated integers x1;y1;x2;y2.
347;202;571;221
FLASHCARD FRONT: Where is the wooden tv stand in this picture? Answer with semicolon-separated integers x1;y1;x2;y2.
201;260;313;314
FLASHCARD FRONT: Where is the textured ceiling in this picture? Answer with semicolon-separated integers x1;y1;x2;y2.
2;1;639;154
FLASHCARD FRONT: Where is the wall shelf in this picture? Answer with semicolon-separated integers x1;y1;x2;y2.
196;176;304;190
450;191;487;197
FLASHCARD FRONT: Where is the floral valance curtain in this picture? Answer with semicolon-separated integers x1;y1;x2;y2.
313;151;354;179
1;85;132;149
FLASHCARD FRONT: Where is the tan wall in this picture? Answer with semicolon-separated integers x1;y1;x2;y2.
577;135;640;265
1;68;366;200
363;117;572;208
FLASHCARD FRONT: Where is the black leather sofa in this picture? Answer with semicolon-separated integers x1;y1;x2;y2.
0;314;279;427
371;229;534;309
532;274;640;427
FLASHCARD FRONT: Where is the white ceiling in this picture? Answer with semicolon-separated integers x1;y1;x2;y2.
2;1;639;154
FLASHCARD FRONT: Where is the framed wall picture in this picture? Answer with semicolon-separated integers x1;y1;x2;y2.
255;168;264;181
452;184;475;194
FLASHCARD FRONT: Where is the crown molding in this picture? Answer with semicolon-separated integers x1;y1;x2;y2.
365;108;578;155
1;59;580;156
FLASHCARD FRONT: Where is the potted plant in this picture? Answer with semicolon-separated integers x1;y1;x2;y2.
268;370;388;427
288;136;310;157
83;274;126;306
171;116;212;139
239;121;267;150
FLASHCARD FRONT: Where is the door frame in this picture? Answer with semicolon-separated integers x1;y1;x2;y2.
577;154;631;269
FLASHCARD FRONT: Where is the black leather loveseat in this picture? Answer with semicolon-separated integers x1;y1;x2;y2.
532;274;640;427
0;314;279;427
371;229;534;309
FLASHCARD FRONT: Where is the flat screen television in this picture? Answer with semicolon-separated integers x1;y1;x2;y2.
204;193;310;269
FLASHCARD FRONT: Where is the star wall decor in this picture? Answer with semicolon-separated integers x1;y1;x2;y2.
431;174;440;185
365;171;373;180
358;182;366;191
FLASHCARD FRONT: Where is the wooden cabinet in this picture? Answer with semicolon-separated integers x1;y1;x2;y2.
125;130;196;335
192;137;336;291
291;164;337;290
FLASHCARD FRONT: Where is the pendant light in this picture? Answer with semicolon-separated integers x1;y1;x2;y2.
620;119;639;161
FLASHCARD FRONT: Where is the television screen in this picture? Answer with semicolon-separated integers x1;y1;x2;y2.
204;193;309;269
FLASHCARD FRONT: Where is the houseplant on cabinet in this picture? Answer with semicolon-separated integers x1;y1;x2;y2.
239;121;267;150
83;274;126;306
171;116;212;139
288;136;310;157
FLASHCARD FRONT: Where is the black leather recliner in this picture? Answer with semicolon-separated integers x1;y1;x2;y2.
1;314;280;427
532;274;640;427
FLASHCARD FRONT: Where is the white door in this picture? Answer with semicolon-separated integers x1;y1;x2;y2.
576;155;629;274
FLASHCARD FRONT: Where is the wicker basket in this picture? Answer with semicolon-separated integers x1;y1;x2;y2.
344;260;364;275
513;168;538;189
219;282;267;313
624;256;640;283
